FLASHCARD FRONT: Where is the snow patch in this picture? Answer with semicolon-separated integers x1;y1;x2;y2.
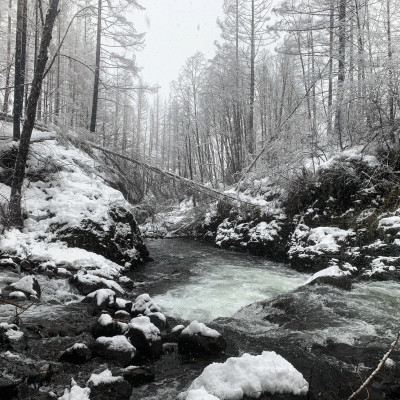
86;369;124;387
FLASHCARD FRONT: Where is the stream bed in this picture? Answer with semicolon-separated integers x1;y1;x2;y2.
129;239;400;399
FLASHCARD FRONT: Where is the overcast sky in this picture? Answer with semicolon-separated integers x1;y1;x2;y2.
133;0;224;95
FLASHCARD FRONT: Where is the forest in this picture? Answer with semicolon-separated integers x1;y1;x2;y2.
2;0;399;194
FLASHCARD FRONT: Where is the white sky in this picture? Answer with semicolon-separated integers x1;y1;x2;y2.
133;0;224;96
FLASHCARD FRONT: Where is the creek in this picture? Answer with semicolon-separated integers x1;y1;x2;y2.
129;239;400;399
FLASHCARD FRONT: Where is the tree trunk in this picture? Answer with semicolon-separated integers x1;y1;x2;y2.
327;0;334;138
9;0;60;227
2;0;13;114
90;0;102;133
334;0;346;150
13;0;27;141
386;0;395;142
248;0;256;155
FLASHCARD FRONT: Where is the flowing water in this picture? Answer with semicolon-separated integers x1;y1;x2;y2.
130;239;400;400
131;238;310;322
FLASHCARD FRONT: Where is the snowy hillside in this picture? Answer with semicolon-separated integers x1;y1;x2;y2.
0;127;149;280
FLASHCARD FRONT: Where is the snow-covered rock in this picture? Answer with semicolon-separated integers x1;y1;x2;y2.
91;313;128;338
83;288;117;314
178;321;226;356
180;351;309;399
125;316;162;358
288;225;356;271
86;369;132;398
92;336;136;366
131;293;160;316
59;343;92;364
303;263;352;290
70;273;125;296
130;294;166;330
9;275;41;299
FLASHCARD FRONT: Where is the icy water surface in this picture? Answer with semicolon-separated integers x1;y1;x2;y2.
132;239;309;321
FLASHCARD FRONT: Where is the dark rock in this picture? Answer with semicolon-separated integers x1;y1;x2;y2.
0;376;18;400
59;343;92;364
125;316;162;359
163;324;184;343
91;314;127;339
162;342;178;354
122;366;155;387
91;335;136;366
178;333;227;356
148;312;167;331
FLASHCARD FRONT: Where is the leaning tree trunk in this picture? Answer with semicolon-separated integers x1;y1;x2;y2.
9;0;60;228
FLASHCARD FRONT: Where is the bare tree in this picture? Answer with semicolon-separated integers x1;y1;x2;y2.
9;0;60;227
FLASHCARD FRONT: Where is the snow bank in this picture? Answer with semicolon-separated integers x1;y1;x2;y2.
182;321;220;338
180;351;308;399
